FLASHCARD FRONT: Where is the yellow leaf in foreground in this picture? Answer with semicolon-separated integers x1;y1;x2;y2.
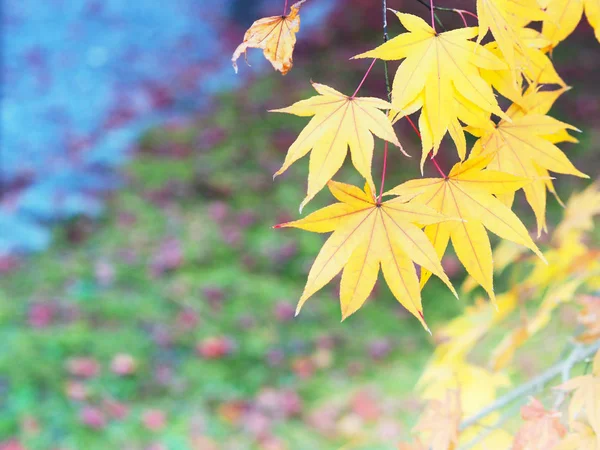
275;180;458;330
481;28;566;105
231;0;305;75
353;12;508;171
470;105;588;235
271;82;404;211
462;241;526;293
388;155;544;304
542;0;600;47
476;0;545;84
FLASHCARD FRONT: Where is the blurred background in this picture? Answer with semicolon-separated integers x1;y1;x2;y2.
0;0;598;449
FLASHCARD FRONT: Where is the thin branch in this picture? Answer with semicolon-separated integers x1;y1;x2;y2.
383;0;391;102
459;401;522;450
379;0;393;202
459;340;600;433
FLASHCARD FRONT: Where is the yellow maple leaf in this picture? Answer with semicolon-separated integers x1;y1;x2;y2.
419;360;510;416
274;180;458;330
476;0;546;83
555;350;600;439
480;28;566;105
387;154;544;304
508;83;569;113
553;182;600;245
469;103;588;235
542;0;600;48
231;0;305;75
352;11;508;170
462;241;526;293
271;82;404;211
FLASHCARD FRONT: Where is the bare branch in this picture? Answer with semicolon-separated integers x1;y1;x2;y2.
459;339;600;440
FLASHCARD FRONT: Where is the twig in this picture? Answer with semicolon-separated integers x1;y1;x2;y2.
459;401;522;450
382;0;391;102
378;0;392;203
459;340;600;432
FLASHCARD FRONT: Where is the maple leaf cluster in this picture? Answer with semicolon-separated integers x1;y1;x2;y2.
231;0;596;331
231;1;600;448
400;184;600;448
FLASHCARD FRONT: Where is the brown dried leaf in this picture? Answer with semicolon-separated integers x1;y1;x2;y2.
231;0;306;75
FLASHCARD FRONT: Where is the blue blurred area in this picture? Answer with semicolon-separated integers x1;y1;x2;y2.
1;0;334;255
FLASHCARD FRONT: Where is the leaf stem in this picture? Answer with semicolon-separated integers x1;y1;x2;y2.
455;10;468;27
403;115;446;178
429;0;437;31
454;9;478;20
414;0;478;28
351;58;377;98
414;0;446;31
283;0;288;15
431;155;447;178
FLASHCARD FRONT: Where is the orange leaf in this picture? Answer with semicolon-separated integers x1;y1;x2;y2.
231;0;305;75
512;397;566;450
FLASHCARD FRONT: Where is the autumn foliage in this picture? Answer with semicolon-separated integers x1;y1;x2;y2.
233;0;600;447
